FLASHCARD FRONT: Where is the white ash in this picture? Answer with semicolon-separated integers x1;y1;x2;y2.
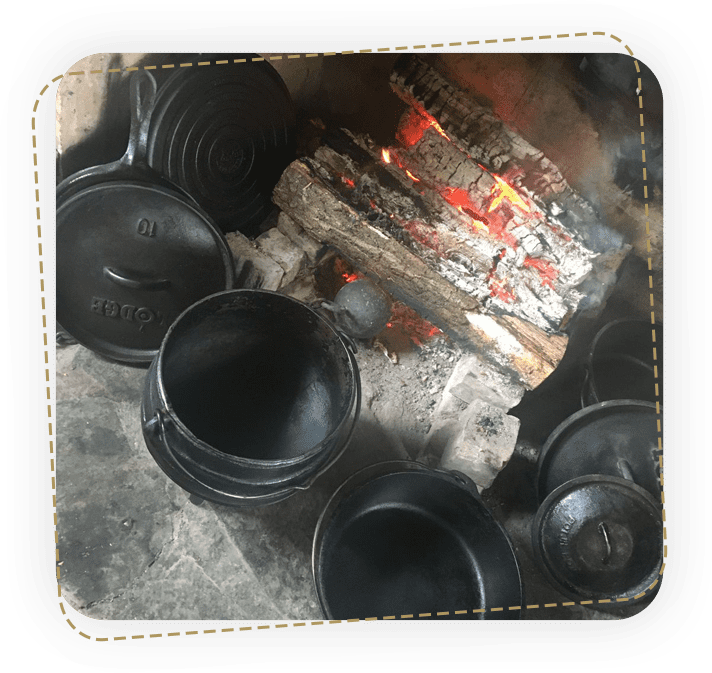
355;336;463;458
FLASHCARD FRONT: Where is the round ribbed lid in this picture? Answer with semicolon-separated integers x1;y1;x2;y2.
146;55;296;234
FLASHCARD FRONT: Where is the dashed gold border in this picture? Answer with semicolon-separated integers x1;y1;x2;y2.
37;31;665;640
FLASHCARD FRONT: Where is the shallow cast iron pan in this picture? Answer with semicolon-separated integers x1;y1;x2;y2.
56;71;234;364
313;461;523;620
146;54;296;234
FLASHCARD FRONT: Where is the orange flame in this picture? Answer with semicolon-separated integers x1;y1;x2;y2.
488;175;530;213
381;147;421;183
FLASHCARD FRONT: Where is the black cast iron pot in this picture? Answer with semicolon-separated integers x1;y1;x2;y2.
532;401;664;603
532;475;663;604
312;461;523;620
582;318;662;407
536;400;661;502
141;289;361;507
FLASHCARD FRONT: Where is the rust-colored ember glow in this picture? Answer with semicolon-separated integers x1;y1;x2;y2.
440;187;488;232
487;275;516;303
332;258;363;288
396;108;434;148
523;256;558;289
386;301;443;347
380;146;421;183
341;176;355;188
396;104;451;149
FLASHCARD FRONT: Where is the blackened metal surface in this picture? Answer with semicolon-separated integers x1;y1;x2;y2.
147;55;296;235
536;400;661;502
57;182;233;363
584;318;662;406
532;475;663;602
332;279;392;339
142;290;361;507
313;462;522;620
56;71;234;364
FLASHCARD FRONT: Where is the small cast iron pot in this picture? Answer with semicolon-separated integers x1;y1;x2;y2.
582;318;662;407
141;289;361;507
532;475;663;603
312;461;523;620
56;71;234;364
532;401;663;603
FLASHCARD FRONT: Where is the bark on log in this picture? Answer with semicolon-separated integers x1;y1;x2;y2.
302;129;598;334
272;129;570;390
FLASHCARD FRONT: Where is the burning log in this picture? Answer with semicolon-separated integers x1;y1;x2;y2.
273;59;628;392
389;55;611;252
273;128;573;390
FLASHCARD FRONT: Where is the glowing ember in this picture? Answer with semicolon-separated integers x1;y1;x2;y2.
488;174;531;213
380;146;421;183
333;258;362;287
396;105;451;149
487;275;516;303
523;256;558;289
440;187;488;233
341;176;355;188
396;109;433;148
387;301;443;346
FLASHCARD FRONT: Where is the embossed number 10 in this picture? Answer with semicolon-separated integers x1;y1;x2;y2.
137;218;158;237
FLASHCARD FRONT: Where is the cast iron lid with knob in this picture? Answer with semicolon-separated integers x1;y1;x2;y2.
536;400;661;503
532;475;663;603
146;54;296;235
56;71;234;364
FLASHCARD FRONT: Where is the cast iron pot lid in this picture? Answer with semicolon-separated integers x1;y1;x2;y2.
532;475;663;602
537;400;661;502
56;181;234;364
146;54;296;234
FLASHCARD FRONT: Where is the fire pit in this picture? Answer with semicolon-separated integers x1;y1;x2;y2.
55;50;663;622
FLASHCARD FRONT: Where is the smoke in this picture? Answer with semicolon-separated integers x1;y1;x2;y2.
610;127;663;201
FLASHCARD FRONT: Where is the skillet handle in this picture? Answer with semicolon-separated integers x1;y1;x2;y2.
122;70;157;168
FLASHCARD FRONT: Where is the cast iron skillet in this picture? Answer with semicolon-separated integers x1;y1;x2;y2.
313;461;523;620
56;71;234;364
